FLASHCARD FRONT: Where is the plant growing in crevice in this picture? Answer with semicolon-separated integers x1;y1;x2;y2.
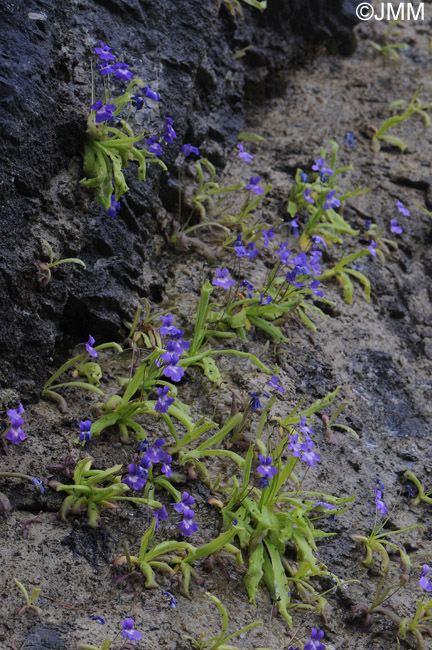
38;239;86;287
183;592;267;650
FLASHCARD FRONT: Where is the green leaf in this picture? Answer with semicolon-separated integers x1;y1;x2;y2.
263;541;293;626
375;134;407;152
229;308;247;329
244;544;264;604
338;271;354;305
185;527;238;564
238;131;267;142
239;0;267;11
344;268;371;302
195;356;222;383
247;314;289;342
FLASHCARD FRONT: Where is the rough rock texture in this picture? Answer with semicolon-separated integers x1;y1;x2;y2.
0;0;358;399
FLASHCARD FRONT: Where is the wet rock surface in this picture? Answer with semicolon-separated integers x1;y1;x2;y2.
1;4;432;650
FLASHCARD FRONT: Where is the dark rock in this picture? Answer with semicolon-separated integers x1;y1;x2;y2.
21;623;73;650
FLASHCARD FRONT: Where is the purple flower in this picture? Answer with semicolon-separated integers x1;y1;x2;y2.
106;194;120;218
181;144;200;158
310;279;324;297
123;464;147;490
31;478;44;494
309;248;322;276
212;267;236;289
164;117;177;144
304;628;326;650
260;478;270;487
262;227;275;246
300;172;308;183
160;314;182;337
288;218;300;236
90;101;116;124
303;188;314;205
234;234;247;257
163;591;177;608
267;374;284;392
299;415;314;437
291;252;311;275
343;132;355;147
419;565;432;592
161;455;173;477
5;403;26;445
79;420;92;443
312;234;327;247
312;158;333;176
249;392;269;411
94;41;115;61
146;136;163;156
286;271;304;289
143;86;161;101
88;615;106;624
114;62;133;81
86;335;98;358
240;280;254;298
257;455;278;479
177;507;199;536
319;173;328;183
369;240;377;257
98;62;116;76
375;488;388;515
161;353;184;382
155;386;175;413
137;439;149;452
312;502;335;510
300;440;322;467
174;492;195;513
246;242;259;259
245;176;264;195
260;294;272;306
407;484;415;497
121;618;142;641
131;94;146;110
166;333;190;356
154;505;168;529
376;477;385;492
364;220;371;232
396;201;410;217
288;433;302;457
390;219;403;234
323;189;341;211
140;454;152;471
237;143;254;162
277;243;292;264
147;438;168;464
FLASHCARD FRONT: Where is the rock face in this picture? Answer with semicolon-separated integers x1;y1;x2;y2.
0;0;358;399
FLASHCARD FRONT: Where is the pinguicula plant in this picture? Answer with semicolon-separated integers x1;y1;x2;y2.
54;458;162;527
113;507;241;596
350;484;424;575
14;579;42;616
183;592;266;650
372;87;432;153
286;141;371;249
404;471;432;506
38;239;86;287
215;390;354;625
42;336;122;411
80;41;168;213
